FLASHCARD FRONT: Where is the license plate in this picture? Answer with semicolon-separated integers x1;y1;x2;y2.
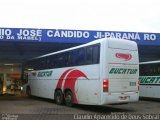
119;96;128;100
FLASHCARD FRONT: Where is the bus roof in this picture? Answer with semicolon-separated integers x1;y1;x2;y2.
140;60;160;64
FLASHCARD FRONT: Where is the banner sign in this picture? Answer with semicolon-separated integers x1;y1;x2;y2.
0;28;160;45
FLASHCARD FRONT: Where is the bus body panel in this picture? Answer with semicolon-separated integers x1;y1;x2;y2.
108;64;139;93
28;64;101;104
101;39;139;105
102;92;139;105
73;64;101;105
140;85;160;98
28;70;56;99
23;38;139;106
140;62;160;99
108;39;138;51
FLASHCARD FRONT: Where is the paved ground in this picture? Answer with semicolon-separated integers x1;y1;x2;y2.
0;95;160;120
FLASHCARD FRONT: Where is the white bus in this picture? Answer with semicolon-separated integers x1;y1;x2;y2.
22;38;139;107
139;61;160;98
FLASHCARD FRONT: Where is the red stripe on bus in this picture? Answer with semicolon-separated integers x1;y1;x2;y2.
63;69;88;104
56;68;73;89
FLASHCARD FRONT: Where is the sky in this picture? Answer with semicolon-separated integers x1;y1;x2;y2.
0;0;160;33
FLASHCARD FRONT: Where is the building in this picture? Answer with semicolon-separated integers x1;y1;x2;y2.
0;27;160;94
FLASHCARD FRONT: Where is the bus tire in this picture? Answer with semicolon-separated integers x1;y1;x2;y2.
55;90;64;105
65;91;74;107
26;86;31;97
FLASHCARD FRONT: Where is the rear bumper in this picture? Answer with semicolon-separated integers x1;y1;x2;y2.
101;91;139;105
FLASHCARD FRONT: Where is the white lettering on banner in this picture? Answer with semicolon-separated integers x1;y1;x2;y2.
0;36;4;39
17;29;42;37
17;29;42;41
6;36;14;40
94;32;140;40
47;30;53;37
144;34;156;41
0;29;15;40
0;29;12;36
54;30;60;37
47;30;90;38
17;36;41;41
0;28;159;43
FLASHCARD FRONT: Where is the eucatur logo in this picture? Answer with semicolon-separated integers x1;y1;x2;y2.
115;53;132;61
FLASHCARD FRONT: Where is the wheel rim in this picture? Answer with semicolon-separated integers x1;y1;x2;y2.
66;94;71;103
56;93;61;103
65;93;73;106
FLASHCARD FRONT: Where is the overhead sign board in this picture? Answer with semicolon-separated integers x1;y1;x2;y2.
0;27;160;45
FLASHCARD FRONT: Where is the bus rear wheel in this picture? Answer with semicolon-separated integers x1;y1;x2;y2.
55;90;64;105
65;91;74;107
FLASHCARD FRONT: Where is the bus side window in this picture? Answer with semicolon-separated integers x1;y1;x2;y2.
37;59;41;70
46;56;51;69
40;58;46;70
70;50;78;66
92;45;100;64
65;52;70;67
54;55;58;68
77;48;85;65
50;55;55;68
86;46;93;65
158;65;160;74
57;53;66;68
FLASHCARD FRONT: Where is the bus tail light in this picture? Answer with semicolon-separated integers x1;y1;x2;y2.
138;80;140;91
103;79;108;92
